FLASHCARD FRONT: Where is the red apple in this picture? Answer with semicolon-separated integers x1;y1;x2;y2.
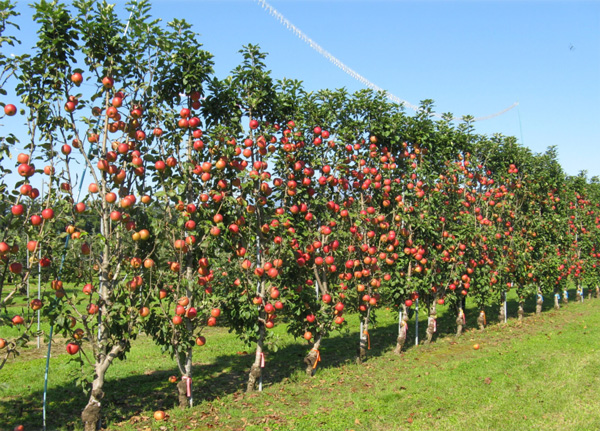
83;284;94;295
155;160;166;171
71;72;83;85
17;154;29;165
4;104;17;116
9;262;22;274
41;208;54;220
11;204;24;216
102;76;114;88
87;303;98;315
20;184;32;195
66;343;80;355
110;211;122;222
64;101;76;112
177;296;190;307
186;307;198;319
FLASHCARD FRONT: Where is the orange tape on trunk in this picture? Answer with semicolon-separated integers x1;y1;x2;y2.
312;349;321;369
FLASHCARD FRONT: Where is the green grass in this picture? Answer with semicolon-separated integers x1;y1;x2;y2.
1;288;599;430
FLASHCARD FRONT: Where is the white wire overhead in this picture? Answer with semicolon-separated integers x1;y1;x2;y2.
255;0;518;122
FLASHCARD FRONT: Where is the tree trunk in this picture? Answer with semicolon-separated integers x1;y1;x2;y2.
536;292;543;315
247;324;265;392
595;285;599;299
81;343;124;431
576;285;583;303
477;310;485;331
456;307;465;337
554;292;560;310
499;292;506;323
82;387;103;431
177;256;195;408
517;302;524;321
176;347;193;408
303;332;322;376
562;290;568;305
423;303;437;345
82;169;114;431
357;310;370;364
393;305;408;354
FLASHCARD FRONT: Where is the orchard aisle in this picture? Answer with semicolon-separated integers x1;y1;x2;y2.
117;298;600;431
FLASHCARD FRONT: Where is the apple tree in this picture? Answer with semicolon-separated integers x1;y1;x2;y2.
132;16;219;408
269;117;352;374
11;0;216;427
207;45;299;391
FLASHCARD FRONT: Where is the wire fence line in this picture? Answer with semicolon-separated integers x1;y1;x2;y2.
255;0;518;122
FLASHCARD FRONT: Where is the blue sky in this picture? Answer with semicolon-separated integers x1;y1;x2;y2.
8;0;600;177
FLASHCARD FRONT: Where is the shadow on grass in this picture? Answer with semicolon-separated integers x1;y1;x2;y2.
0;286;586;430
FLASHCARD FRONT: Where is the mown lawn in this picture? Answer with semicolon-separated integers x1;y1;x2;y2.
1;288;599;430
